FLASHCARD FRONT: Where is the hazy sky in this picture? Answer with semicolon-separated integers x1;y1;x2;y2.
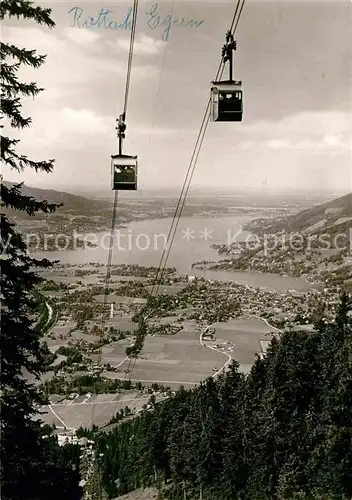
2;0;350;193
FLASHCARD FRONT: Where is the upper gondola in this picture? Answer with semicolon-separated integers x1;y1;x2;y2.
210;31;243;123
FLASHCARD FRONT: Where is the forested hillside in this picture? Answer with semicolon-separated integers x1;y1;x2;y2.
1;180;112;218
95;293;352;500
245;192;352;235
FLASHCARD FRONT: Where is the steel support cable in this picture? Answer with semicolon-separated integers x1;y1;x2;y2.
126;0;245;382
87;193;118;426
89;0;139;435
123;0;139;118
89;192;119;428
149;0;243;298
153;68;229;293
231;0;245;35
126;110;212;381
150;0;245;298
125;0;245;385
100;190;119;355
128;0;175;306
87;2;139;490
124;1;176;382
110;0;142;385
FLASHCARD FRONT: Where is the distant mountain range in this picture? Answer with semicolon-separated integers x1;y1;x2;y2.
1;181;113;217
2;180;350;232
245;192;352;235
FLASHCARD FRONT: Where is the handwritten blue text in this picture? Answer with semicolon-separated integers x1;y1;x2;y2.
68;3;204;41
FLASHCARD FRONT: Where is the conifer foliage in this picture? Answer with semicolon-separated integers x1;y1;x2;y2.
97;295;352;500
1;1;80;498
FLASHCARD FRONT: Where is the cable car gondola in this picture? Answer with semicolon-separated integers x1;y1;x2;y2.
210;30;243;123
111;112;138;191
111;154;137;190
210;79;243;122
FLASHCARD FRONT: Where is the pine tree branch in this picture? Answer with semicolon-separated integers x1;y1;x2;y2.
1;184;62;214
0;217;58;386
1;42;47;68
2;80;43;98
0;2;83;497
0;135;21;170
1;96;31;128
0;0;55;28
0;61;21;83
1;135;55;173
1;32;51;133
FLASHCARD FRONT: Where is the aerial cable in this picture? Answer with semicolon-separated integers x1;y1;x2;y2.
150;0;245;298
123;0;177;383
125;0;246;384
231;0;245;34
149;0;244;297
126;113;211;381
151;105;210;298
82;3;140;497
123;0;139;118
89;0;139;434
125;0;246;385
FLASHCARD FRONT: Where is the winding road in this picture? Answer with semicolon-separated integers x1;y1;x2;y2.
199;315;281;377
44;302;53;327
199;327;232;378
248;314;282;335
47;316;281;430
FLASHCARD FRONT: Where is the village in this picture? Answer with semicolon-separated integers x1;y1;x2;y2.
32;260;342;445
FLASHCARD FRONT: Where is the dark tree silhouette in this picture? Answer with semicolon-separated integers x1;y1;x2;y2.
1;1;80;498
96;294;352;500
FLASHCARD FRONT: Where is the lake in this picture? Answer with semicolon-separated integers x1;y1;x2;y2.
35;215;312;292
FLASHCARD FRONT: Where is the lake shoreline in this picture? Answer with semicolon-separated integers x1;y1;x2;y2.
33;215;313;293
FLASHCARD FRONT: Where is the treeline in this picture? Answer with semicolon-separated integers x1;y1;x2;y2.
126;317;147;356
110;264;177;277
32;291;57;334
96;293;352;499
43;374;137;395
40;279;69;291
